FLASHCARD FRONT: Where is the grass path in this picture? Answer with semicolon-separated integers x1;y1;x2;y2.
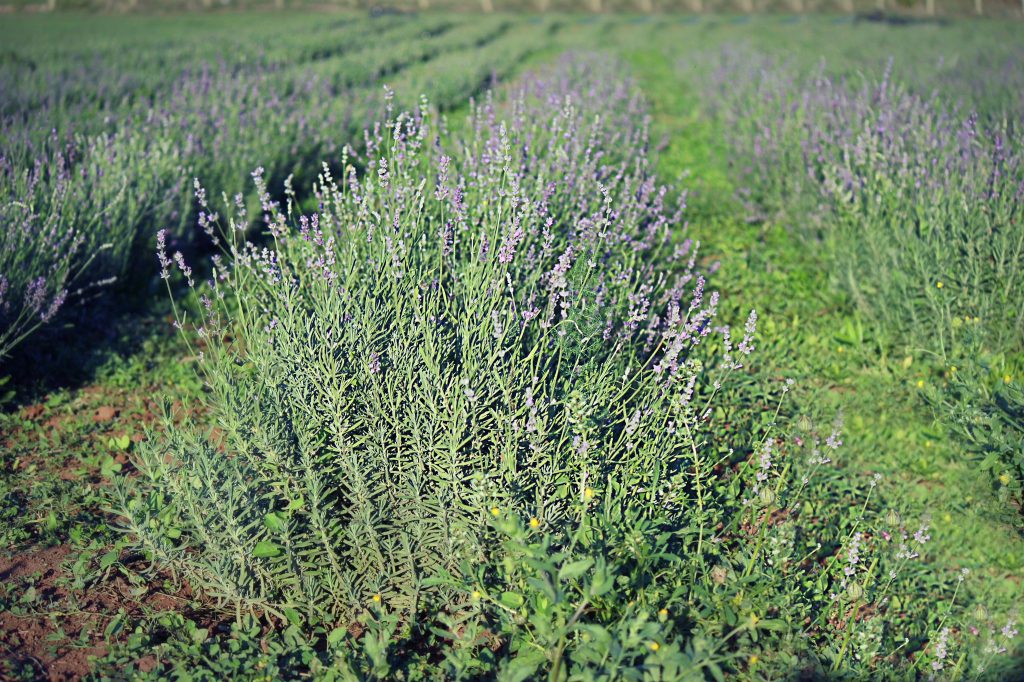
620;40;1023;612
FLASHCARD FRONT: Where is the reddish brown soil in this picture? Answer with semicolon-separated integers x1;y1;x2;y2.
0;543;218;681
0;379;211;681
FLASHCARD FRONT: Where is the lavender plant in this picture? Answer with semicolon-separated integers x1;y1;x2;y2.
123;53;716;622
0;159;79;360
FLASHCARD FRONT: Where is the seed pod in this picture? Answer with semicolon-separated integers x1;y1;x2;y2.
973;604;990;622
846;582;864;601
759;487;777;506
885;509;901;527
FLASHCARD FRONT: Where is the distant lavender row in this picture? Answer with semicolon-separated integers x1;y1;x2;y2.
0;14;431;125
695;45;1024;511
698;46;1024;352
0;16;548;362
0;58;366;361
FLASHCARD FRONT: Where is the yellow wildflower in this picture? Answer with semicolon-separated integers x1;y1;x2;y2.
648;642;660;652
529;517;540;528
372;594;381;603
936;281;944;289
583;487;595;501
749;655;760;666
490;506;500;516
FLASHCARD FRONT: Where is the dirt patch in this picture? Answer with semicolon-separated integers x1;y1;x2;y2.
0;544;215;681
0;545;96;681
0;545;72;584
22;404;46;421
92;406;119;423
0;335;211;679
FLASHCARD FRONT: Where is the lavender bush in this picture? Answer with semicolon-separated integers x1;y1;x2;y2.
110;54;1005;678
125;51;711;624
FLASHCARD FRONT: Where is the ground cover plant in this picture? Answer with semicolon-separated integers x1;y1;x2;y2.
0;11;1022;682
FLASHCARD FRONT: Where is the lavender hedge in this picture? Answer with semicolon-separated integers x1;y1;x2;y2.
0;16;550;363
696;47;1024;507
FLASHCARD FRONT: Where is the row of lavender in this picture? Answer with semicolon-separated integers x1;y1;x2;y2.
0;14;542;362
114;52;1018;679
698;48;1024;513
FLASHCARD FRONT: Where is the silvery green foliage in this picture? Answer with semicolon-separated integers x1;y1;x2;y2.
121;55;751;623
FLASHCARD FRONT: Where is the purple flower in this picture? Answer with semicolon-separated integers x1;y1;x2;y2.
157;229;172;280
738;309;757;355
173;251;193;287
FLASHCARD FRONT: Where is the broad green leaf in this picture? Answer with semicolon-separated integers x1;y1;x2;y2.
252;541;283;558
327;627;346;647
264;512;286;532
499;591;525;609
99;550;120;570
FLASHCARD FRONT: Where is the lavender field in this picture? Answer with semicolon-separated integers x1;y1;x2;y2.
0;10;1022;681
